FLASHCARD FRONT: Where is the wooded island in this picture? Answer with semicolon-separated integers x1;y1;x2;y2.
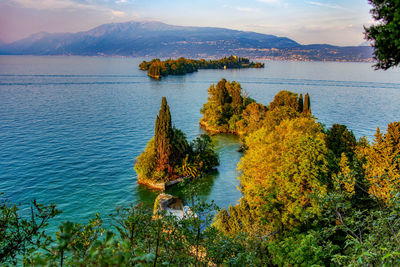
139;56;264;79
134;97;219;189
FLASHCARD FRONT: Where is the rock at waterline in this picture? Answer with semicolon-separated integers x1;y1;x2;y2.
153;193;195;220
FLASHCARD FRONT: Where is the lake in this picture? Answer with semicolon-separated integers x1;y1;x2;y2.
0;56;399;230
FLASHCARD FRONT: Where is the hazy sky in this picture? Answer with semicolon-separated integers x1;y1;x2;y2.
0;0;374;46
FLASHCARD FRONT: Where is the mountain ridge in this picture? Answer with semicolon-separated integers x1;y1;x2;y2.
0;21;372;62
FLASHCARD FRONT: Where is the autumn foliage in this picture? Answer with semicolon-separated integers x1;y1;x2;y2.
361;122;400;204
239;117;328;230
201;79;312;136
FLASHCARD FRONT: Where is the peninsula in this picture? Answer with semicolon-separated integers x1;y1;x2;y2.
134;97;219;189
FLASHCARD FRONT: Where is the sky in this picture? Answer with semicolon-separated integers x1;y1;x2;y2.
0;0;375;46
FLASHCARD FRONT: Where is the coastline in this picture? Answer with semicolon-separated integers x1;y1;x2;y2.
137;176;187;191
199;119;244;136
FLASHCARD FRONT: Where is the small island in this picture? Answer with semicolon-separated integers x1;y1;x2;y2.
135;97;219;190
200;78;311;135
139;56;264;79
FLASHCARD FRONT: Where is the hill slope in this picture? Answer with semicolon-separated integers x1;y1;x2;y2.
0;21;372;61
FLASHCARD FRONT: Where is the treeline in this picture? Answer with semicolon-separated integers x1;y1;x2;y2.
135;97;219;185
139;56;264;79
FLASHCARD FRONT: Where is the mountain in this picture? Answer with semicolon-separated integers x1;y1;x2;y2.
0;21;372;61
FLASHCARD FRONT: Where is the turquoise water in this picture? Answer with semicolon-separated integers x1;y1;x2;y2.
1;56;399;230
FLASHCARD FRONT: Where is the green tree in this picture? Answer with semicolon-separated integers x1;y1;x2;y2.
303;92;311;114
215;79;231;106
134;138;156;181
189;134;219;173
364;0;400;70
154;97;173;175
298;93;303;113
326;124;357;160
0;195;60;265
170;128;190;168
325;124;357;177
269;90;299;111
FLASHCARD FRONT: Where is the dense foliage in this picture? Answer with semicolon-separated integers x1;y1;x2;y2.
200;80;311;135
139;56;264;79
212;89;400;265
0;186;274;266
361;121;400;204
364;0;400;69
135;97;219;183
239;117;329;231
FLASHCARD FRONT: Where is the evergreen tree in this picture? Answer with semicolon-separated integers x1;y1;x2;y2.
325;124;356;160
228;81;242;108
154;97;173;174
215;79;231;106
298;93;303;113
269;90;298;111
303;93;311;114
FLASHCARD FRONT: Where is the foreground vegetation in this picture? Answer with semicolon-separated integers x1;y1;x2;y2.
139;56;264;79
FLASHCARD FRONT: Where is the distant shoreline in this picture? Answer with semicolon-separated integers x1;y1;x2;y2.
0;54;375;63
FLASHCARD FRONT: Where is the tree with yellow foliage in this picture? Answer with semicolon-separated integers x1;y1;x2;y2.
363;122;400;204
333;153;356;197
238;117;329;231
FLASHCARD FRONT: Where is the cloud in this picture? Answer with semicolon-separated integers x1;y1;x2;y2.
9;0;130;19
305;1;343;9
235;7;259;12
111;10;126;17
115;0;128;3
257;0;280;4
10;0;92;10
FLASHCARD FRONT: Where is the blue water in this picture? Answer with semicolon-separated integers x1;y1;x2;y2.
0;56;399;230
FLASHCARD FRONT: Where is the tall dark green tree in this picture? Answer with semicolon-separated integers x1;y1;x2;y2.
215;79;231;106
155;97;173;174
303;93;311;114
364;0;400;70
325;124;357;160
298;93;303;113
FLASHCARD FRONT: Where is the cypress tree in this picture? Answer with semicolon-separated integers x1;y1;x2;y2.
154;97;173;174
303;93;311;114
298;93;303;113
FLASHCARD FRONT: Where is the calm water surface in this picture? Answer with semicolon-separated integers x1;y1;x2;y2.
0;56;399;230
